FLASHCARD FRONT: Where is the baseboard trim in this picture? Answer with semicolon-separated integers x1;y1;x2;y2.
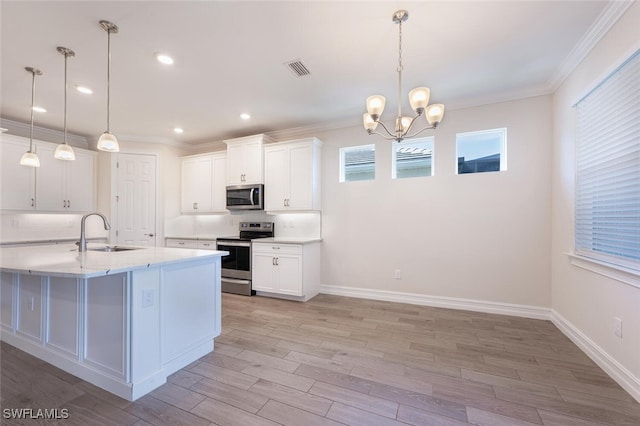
551;310;640;403
319;285;551;320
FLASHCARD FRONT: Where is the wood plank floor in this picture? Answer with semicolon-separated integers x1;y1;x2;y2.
2;293;639;425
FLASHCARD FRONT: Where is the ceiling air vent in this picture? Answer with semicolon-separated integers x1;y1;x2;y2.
285;59;311;77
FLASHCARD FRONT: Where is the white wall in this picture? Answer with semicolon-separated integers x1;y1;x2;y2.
310;95;553;313
551;2;639;400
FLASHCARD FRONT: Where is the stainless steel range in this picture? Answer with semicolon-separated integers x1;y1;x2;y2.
216;222;274;296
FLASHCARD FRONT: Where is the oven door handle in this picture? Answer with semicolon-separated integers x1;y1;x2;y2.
217;241;251;248
221;277;251;285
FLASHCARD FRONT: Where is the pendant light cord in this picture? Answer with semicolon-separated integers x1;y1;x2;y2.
29;70;36;152
397;18;403;120
106;28;111;133
63;52;68;145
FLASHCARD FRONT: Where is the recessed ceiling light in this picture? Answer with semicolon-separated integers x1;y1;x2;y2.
76;86;93;94
156;53;174;65
32;106;46;113
173;127;184;134
240;113;251;120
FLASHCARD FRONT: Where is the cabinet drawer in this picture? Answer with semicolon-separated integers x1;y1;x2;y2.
197;240;216;250
166;239;197;249
252;243;302;255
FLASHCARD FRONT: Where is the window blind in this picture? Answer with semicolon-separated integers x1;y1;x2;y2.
575;50;640;271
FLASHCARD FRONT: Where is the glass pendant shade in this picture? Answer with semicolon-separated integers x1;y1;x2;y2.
54;143;76;160
366;95;386;118
409;87;430;113
20;151;40;167
97;131;119;152
426;104;445;126
363;113;378;131
400;116;413;133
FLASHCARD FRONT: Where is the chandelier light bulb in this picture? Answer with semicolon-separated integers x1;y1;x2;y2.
21;67;43;168
426;104;445;126
409;87;430;113
97;131;119;152
363;113;378;131
366;95;386;118
98;20;120;152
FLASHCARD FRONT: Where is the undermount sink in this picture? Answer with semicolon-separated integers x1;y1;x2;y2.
71;245;141;252
88;246;140;252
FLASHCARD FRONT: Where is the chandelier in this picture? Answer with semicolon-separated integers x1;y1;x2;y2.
363;10;445;142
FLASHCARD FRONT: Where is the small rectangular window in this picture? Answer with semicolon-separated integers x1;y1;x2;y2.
393;137;434;179
456;128;507;174
340;144;375;182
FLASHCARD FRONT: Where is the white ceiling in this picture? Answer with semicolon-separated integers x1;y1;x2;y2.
0;1;613;145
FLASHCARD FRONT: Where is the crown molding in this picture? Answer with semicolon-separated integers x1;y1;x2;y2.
547;0;634;91
0;118;89;148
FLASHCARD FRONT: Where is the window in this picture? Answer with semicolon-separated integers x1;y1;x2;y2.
393;137;434;179
456;128;507;174
575;50;640;271
340;144;375;182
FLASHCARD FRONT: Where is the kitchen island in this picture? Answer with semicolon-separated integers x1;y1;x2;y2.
0;243;227;401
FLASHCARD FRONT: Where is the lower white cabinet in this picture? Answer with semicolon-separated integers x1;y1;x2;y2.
252;241;320;301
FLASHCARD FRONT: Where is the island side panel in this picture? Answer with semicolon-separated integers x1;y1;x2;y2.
160;257;221;375
84;273;128;380
130;267;161;389
46;277;80;359
0;272;14;329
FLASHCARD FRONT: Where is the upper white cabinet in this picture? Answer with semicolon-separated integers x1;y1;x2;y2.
0;135;36;210
181;151;227;213
224;134;273;185
34;142;96;212
0;134;96;212
264;138;322;212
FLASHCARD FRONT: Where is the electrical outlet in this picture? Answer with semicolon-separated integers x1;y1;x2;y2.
613;317;623;338
142;289;154;308
394;269;402;279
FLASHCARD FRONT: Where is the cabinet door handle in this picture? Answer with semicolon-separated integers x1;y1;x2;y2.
67;200;70;208
275;257;279;266
272;257;276;265
31;198;35;207
272;246;280;250
144;233;155;237
193;202;198;210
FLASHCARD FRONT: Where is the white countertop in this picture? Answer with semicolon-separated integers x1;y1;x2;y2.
254;237;323;244
0;243;228;278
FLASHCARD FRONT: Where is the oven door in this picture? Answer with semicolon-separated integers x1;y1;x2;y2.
216;239;251;280
226;184;263;210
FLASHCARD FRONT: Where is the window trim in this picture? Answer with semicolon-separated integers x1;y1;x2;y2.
339;144;376;183
392;137;435;179
455;127;507;175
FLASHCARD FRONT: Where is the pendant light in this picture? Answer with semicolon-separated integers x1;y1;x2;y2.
97;20;119;152
54;46;76;160
20;67;43;167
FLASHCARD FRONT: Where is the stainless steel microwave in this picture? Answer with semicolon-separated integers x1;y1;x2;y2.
226;184;264;210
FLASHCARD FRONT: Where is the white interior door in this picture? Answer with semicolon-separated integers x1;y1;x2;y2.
116;153;157;246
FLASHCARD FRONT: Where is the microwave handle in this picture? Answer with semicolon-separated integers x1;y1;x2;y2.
250;187;255;205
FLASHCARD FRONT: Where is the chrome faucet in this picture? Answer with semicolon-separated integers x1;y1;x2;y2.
78;213;111;252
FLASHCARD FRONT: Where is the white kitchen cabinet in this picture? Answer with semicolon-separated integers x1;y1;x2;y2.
224;134;273;185
264;138;322;212
181;152;227;213
166;238;198;249
34;142;96;212
0;134;96;212
252;241;320;301
0;135;36;210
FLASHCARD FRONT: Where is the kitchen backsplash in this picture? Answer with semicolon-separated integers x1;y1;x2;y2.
0;212;109;243
165;211;321;239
